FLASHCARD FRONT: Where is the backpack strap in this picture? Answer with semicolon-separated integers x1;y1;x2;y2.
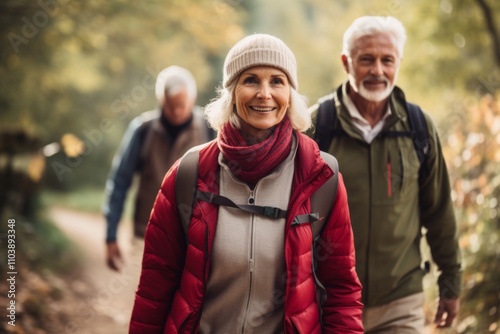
314;96;336;152
314;90;431;182
176;148;339;240
310;151;339;316
196;190;287;219
406;102;430;181
314;91;347;152
293;151;339;236
311;151;339;240
175;149;200;237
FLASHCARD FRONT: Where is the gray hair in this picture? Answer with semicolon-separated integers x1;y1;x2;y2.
205;81;311;132
342;16;407;58
155;65;197;103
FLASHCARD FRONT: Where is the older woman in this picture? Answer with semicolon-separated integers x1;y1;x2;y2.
129;34;363;333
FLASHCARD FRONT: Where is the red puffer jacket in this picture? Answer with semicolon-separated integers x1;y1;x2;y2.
129;133;363;333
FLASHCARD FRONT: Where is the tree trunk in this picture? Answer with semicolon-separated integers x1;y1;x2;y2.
475;0;500;68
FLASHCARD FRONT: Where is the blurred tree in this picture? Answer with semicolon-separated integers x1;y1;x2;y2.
442;93;500;333
400;0;500;118
475;0;500;67
1;0;245;189
0;129;42;217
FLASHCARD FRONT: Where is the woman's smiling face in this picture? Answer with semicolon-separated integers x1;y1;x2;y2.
234;65;290;140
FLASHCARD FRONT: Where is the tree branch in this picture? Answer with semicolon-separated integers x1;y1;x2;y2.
474;0;500;67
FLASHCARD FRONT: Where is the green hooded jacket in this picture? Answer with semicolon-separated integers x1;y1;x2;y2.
310;82;462;307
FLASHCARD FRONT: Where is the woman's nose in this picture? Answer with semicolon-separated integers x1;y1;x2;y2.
257;83;271;99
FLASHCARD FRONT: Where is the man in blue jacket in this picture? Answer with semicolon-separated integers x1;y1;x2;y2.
103;66;213;271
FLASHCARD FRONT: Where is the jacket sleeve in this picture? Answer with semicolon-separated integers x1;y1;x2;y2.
103;117;144;242
315;173;364;333
129;164;186;333
420;116;462;299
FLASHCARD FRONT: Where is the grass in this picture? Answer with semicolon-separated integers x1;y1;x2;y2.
41;184;137;219
41;187;106;213
23;213;82;273
0;206;81;275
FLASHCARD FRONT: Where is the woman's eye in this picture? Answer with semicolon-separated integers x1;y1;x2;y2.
243;77;258;84
271;78;284;85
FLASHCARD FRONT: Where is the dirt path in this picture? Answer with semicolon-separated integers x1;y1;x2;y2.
49;206;143;334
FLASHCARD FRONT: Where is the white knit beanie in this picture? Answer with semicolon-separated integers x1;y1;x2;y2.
223;33;298;89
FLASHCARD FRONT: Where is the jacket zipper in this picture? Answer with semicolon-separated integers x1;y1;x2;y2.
241;188;256;333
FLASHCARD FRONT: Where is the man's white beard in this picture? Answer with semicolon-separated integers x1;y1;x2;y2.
348;64;398;102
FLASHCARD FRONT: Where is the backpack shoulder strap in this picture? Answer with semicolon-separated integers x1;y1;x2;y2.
175;149;200;237
311;151;339;240
311;151;339;312
405;102;430;181
176;148;339;240
314;94;337;152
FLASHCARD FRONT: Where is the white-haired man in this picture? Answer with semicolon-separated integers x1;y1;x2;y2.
310;16;462;333
103;66;213;271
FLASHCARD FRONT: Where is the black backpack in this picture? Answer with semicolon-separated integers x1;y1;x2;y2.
314;92;430;182
175;147;339;242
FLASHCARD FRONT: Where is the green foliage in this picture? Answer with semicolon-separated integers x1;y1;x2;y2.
400;0;500;117
0;206;80;276
442;94;500;333
41;185;137;218
21;212;81;273
41;187;106;213
1;0;246;189
0;204;82;333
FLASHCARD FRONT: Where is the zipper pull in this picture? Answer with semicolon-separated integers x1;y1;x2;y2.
248;190;255;205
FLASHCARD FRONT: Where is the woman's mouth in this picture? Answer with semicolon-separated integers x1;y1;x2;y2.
250;106;275;112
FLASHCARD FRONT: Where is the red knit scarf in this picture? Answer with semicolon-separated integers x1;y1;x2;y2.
218;116;293;186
